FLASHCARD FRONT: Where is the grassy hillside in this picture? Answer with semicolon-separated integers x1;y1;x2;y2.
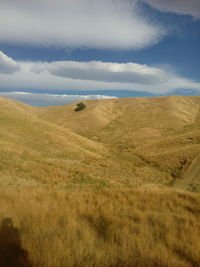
0;97;109;187
1;95;200;187
39;95;200;186
38;96;200;136
184;153;200;182
0;95;200;267
1;185;200;267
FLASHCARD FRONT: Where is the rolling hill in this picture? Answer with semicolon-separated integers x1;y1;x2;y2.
38;95;200;188
0;97;108;187
1;95;200;267
1;95;200;188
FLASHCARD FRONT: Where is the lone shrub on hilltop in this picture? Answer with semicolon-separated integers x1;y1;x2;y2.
74;102;86;112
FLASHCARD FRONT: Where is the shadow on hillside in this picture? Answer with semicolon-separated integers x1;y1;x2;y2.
0;217;32;267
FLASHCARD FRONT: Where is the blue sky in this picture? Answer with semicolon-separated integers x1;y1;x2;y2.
0;0;199;106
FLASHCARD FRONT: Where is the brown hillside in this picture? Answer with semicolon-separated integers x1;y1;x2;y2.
38;95;200;185
1;96;200;267
1;95;200;187
183;153;200;183
0;97;110;187
38;99;120;132
38;96;200;137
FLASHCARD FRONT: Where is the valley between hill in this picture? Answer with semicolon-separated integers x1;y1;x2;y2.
0;95;200;267
38;95;200;189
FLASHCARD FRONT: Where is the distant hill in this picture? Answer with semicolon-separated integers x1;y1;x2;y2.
1;95;200;267
1;95;200;189
0;97;107;187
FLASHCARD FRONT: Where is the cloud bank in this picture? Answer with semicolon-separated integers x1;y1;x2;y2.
32;60;169;84
0;92;117;107
143;0;200;18
0;0;165;50
0;51;20;74
0;51;199;94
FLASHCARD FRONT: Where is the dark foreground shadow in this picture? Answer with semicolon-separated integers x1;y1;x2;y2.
0;217;32;267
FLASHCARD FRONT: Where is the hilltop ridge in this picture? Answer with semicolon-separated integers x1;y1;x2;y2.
0;95;200;189
38;95;200;188
1;95;200;267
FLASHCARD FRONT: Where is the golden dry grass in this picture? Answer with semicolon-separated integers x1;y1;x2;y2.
0;186;200;267
1;96;200;266
1;95;200;186
38;96;200;134
0;95;178;187
38;95;200;185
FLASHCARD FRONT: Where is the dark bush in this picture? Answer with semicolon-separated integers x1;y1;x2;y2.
74;102;86;112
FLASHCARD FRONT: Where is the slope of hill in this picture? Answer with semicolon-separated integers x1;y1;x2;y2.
37;99;120;132
38;95;200;185
184;153;200;182
1;96;200;267
1;95;200;187
0;97;110;187
38;95;200;136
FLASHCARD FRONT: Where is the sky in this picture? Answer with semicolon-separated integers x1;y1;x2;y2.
0;0;200;106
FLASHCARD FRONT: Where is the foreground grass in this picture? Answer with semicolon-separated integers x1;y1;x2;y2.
0;185;200;267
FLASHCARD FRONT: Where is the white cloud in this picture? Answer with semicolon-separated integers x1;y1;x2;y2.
0;51;200;94
32;60;169;84
0;91;117;106
0;51;20;74
0;0;165;50
142;0;200;18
